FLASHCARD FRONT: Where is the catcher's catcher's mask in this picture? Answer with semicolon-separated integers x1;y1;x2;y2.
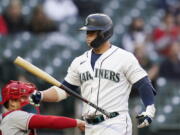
0;80;39;114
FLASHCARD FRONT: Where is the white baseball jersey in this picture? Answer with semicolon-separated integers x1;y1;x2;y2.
65;45;147;116
0;110;35;135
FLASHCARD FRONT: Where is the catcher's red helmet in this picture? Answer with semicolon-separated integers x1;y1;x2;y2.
0;80;36;105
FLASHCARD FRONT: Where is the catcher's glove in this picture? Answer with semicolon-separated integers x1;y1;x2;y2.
136;104;156;128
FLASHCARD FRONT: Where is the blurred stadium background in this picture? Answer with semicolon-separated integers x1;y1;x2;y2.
0;0;180;135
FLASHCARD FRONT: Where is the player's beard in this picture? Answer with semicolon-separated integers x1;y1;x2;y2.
86;41;93;49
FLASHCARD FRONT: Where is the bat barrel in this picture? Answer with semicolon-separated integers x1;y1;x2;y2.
14;56;61;87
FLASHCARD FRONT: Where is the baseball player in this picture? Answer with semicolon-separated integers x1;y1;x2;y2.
0;80;85;135
31;13;156;135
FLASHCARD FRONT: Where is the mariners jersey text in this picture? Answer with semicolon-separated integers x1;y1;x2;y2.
80;68;120;83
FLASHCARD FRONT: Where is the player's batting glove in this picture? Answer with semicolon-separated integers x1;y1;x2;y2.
136;104;156;128
29;91;43;106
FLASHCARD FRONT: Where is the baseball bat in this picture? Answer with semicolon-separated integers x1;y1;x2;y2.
14;56;110;117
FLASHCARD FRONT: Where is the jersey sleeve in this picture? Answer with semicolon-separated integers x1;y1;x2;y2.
64;58;81;86
8;110;34;131
29;115;77;129
123;53;147;84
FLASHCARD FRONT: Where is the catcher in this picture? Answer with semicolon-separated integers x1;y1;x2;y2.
0;80;85;135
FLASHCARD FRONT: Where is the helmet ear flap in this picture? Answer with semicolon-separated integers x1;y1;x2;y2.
103;26;113;40
98;30;105;38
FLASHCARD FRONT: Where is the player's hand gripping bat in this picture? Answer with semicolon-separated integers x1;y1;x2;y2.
14;56;111;118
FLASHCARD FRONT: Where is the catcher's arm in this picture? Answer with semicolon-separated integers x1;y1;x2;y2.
29;114;85;130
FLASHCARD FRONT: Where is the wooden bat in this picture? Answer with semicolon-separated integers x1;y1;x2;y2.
14;56;110;117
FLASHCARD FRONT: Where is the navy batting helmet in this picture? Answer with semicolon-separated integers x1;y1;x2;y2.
80;13;113;48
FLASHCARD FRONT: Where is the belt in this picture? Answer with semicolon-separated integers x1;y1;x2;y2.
84;112;119;125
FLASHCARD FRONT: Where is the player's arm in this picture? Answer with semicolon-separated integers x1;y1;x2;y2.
123;53;156;128
42;80;79;102
30;81;79;104
133;76;156;128
30;85;68;104
28;114;85;131
133;76;156;107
